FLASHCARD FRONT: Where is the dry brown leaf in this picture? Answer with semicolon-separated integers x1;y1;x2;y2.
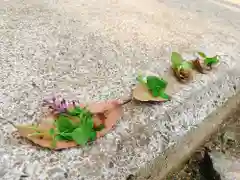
172;67;192;83
192;58;209;74
15;101;123;150
14;124;75;150
16;124;52;140
16;124;77;149
16;125;76;150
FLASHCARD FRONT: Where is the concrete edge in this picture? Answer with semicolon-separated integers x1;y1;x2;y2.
135;90;240;180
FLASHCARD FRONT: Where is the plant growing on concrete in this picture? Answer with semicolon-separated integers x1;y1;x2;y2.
171;52;193;82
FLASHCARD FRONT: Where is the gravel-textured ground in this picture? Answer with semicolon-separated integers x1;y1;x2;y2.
1;0;240;180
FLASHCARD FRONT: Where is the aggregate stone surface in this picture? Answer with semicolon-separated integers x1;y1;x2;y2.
1;0;240;179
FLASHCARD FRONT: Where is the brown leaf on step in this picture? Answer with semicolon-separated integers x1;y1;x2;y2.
172;67;192;83
192;58;205;74
133;83;169;102
40;100;123;139
15;101;123;150
86;100;123;138
32;138;77;150
15;123;77;150
192;58;212;74
95;102;122;138
16;124;52;140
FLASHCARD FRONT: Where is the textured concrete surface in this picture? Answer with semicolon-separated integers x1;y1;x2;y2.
210;110;240;180
138;91;240;180
167;99;240;180
211;152;240;180
1;0;240;179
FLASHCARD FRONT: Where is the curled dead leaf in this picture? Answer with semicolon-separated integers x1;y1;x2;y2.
172;67;192;83
15;101;123;150
192;58;210;73
192;58;205;74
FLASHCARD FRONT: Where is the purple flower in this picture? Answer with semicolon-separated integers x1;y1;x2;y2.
42;97;79;115
42;97;67;114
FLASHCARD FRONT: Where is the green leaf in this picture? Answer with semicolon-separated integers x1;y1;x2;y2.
56;115;76;133
93;124;105;131
180;61;192;70
67;106;83;116
58;132;73;141
89;131;97;141
70;111;95;145
147;76;167;90
159;91;170;100
52;104;97;146
198;52;207;58
171;52;184;69
80;114;94;129
151;88;160;97
198;52;219;66
51;138;57;148
76;107;88;126
49;128;55;136
55;134;67;141
144;76;168;97
204;56;219;66
48;128;57;148
71;127;90;145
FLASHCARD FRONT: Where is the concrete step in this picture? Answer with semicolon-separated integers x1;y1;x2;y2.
164;94;240;180
210;118;240;180
1;0;240;180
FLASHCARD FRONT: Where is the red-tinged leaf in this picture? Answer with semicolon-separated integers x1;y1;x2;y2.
95;105;122;138
15;101;123;150
83;100;123;138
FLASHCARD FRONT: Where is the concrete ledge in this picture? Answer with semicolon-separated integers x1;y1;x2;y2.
1;0;240;180
135;89;240;180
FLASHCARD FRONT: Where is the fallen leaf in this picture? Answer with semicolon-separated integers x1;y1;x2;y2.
16;124;52;140
171;52;193;83
133;83;170;102
192;58;206;74
15;101;123;150
172;67;192;83
133;74;172;102
30;138;77;150
96;104;122;138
